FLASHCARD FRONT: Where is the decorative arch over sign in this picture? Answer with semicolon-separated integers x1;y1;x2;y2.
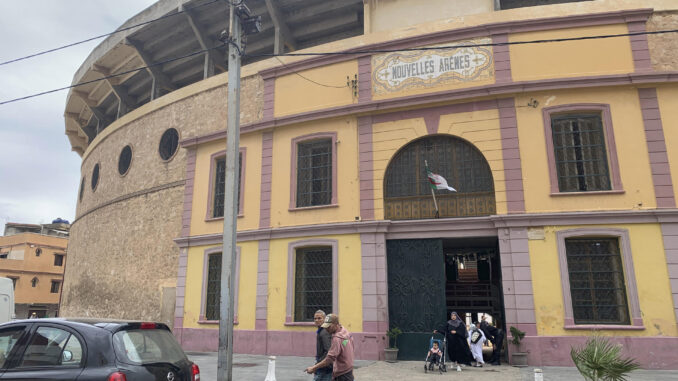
383;135;495;220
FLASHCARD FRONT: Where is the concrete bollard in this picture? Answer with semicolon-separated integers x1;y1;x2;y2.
264;356;277;381
534;368;543;381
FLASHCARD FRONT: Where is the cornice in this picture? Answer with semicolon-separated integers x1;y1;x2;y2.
174;208;678;248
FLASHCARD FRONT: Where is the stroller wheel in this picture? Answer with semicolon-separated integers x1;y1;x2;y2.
424;364;427;373
441;364;447;372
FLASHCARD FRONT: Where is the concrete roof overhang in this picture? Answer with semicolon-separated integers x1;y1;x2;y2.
64;0;364;155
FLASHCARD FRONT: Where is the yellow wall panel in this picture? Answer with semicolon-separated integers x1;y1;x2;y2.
510;25;634;81
656;86;678;204
266;235;363;332
274;61;358;117
530;224;677;337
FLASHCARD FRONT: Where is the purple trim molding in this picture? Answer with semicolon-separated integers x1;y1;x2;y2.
256;240;270;330
360;232;389;343
205;148;247;221
371;99;497;126
542;104;623;195
180;71;678;149
198;246;240;325
498;98;525;213
175;209;678;248
181;149;197;237
492;33;512;83
358;116;375;220
257;9;652;80
289;132;338;210
660;222;678;322
556;228;643;329
259;132;273;228
285;239;339;324
627;21;652;72
499;227;536;336
638;88;676;208
263;77;275;120
358;56;372;103
176;328;387;361
174;247;188;339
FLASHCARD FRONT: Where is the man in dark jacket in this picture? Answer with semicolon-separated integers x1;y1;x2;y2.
480;315;504;365
312;310;333;381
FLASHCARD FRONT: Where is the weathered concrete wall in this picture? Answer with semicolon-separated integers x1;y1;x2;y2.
647;12;678;72
61;73;265;321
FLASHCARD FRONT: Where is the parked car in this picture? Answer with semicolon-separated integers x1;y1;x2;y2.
0;318;200;380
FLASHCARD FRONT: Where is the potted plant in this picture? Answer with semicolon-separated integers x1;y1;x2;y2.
571;336;639;381
384;327;402;363
509;326;528;367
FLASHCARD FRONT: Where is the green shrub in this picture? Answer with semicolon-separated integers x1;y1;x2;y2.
570;336;640;381
386;327;402;349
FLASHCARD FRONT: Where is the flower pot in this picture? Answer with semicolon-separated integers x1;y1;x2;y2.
384;348;399;363
511;352;528;367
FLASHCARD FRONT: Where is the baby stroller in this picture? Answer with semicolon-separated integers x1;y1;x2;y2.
424;332;447;373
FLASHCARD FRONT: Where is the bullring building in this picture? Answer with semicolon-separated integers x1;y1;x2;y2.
62;0;678;368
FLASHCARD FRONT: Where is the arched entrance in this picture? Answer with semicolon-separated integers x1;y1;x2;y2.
383;135;495;220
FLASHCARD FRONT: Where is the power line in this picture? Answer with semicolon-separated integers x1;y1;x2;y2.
2;28;678;106
0;43;225;106
0;0;221;67
273;56;347;89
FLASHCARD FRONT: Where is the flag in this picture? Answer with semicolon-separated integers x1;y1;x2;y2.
426;166;457;192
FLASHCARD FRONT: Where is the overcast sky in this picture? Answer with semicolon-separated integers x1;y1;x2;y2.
0;1;157;232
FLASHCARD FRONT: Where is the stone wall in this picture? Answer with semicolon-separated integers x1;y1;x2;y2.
62;73;262;321
647;12;678;72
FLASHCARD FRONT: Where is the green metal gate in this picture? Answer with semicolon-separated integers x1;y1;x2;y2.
387;239;447;360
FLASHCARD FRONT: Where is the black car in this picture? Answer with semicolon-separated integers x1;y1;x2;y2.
0;318;200;380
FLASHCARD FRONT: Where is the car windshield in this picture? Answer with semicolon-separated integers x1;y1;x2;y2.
112;328;187;365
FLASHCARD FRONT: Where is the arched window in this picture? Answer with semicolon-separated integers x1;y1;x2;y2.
383;135;495;220
31;277;39;287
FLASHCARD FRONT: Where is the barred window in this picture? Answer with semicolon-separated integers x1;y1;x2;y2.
294;247;332;322
551;114;611;192
565;237;630;325
213;153;242;218
54;254;64;267
296;139;332;207
205;253;222;320
50;281;61;294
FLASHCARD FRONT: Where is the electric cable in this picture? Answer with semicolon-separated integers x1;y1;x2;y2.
0;0;221;67
3;27;678;106
0;43;225;106
274;56;347;89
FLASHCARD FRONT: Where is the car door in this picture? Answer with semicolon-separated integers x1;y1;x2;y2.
0;324;31;379
1;324;85;381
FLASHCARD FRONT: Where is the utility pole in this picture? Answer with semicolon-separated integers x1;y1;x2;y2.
218;2;242;380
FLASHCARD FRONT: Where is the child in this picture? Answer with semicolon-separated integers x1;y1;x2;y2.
468;322;486;367
427;341;442;369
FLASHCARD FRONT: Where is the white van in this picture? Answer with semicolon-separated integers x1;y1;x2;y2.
0;277;15;323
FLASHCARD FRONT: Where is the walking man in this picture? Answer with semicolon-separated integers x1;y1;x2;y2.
480;315;504;365
305;314;355;381
312;310;333;381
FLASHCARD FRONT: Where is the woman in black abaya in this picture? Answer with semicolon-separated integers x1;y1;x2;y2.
434;312;474;367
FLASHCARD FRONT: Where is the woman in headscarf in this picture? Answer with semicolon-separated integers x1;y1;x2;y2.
434;312;474;369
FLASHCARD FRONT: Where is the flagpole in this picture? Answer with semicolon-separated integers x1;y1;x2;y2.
425;160;440;218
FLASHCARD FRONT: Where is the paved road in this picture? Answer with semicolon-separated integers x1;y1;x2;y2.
187;352;678;381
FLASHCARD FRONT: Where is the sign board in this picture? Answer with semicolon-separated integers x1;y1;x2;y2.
372;38;494;95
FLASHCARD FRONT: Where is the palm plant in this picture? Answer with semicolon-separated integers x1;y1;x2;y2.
570;336;640;381
386;327;403;349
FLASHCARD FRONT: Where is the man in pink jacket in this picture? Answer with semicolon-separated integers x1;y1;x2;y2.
305;314;355;381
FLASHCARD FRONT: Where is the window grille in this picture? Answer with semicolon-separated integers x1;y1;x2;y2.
296;139;332;207
565;237;630;324
551;114;611;192
50;281;61;294
383;135;495;219
159;128;179;161
294;247;332;322
205;253;222;320
213;153;242;218
54;254;64;267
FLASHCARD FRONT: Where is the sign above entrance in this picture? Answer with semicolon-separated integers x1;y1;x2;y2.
372;38;494;95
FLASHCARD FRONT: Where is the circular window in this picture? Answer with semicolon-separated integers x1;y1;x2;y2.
159;128;179;161
91;163;100;191
79;177;85;202
118;145;133;176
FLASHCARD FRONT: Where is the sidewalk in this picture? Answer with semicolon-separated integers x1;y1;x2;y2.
187;352;678;381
